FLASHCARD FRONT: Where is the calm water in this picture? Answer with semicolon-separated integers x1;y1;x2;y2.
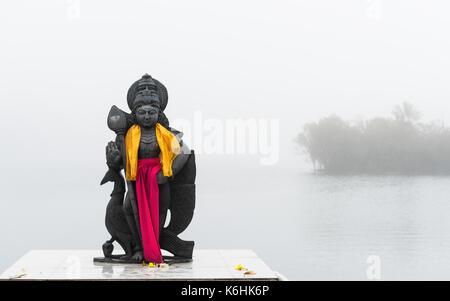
2;167;450;280
196;169;450;280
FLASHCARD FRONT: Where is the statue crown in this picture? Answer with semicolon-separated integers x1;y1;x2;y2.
127;73;168;112
137;74;158;93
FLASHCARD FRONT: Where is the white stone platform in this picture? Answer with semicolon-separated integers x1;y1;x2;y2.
0;249;281;281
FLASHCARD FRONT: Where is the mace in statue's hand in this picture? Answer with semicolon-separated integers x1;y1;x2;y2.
106;141;122;170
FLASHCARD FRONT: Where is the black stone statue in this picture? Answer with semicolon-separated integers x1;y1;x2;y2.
94;74;195;264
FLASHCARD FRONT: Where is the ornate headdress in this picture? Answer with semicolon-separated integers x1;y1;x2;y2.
127;74;168;112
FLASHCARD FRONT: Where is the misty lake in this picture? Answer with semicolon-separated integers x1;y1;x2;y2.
2;167;450;281
197;169;450;280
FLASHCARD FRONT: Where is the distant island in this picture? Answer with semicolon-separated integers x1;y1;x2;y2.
297;102;450;174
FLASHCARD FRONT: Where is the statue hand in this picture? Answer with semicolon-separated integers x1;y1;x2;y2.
106;141;121;169
156;170;168;184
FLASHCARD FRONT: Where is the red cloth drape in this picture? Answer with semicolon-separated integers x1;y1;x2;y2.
136;158;163;263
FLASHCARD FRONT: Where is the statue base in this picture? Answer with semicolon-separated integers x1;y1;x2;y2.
1;249;282;280
93;254;192;264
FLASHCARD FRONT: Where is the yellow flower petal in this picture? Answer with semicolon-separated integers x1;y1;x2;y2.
235;264;249;271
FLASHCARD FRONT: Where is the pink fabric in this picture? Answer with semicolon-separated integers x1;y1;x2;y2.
136;158;163;263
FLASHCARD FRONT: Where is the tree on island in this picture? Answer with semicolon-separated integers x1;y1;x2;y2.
297;102;450;174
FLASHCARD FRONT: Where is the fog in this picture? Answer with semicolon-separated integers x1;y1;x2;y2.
2;1;450;171
1;1;450;279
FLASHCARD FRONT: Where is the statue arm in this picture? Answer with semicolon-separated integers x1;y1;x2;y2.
105;139;123;171
156;133;191;184
106;105;133;172
171;140;191;176
169;128;191;176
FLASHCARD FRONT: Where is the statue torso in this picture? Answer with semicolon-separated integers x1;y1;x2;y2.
138;127;160;159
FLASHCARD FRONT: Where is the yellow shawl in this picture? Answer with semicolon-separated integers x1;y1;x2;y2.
125;123;180;181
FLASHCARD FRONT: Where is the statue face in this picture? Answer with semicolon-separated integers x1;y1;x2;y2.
135;104;159;128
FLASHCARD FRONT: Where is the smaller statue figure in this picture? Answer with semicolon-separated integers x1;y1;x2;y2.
94;74;196;264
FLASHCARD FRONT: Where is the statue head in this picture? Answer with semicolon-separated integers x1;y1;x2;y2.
127;74;170;128
127;73;168;112
133;88;160;128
